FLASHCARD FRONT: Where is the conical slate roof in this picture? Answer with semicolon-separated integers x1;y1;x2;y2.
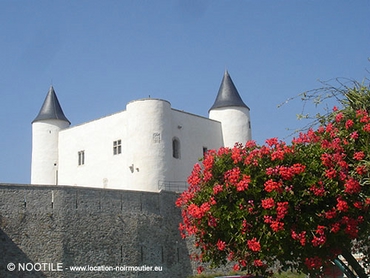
209;71;249;111
32;86;70;124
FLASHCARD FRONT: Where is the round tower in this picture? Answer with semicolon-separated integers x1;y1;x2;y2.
31;86;70;185
126;98;172;192
209;71;252;148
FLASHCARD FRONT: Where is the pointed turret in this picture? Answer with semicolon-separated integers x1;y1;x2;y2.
209;71;252;147
32;86;70;124
209;71;249;111
31;86;70;185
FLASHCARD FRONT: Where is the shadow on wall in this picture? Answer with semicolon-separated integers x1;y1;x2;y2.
0;227;47;278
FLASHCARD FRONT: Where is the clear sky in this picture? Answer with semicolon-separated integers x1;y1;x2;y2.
0;0;369;184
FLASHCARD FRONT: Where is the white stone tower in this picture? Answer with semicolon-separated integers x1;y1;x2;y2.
209;71;252;147
31;86;70;185
125;98;173;192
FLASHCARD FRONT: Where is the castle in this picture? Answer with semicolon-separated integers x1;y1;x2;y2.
0;71;251;277
31;71;252;192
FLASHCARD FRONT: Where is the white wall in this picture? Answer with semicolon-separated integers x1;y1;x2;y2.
31;119;70;185
58;110;129;189
57;99;224;192
170;109;223;184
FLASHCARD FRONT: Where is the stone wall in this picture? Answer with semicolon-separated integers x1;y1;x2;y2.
0;184;193;278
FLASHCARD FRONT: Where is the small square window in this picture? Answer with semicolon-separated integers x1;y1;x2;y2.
78;151;85;165
113;140;122;155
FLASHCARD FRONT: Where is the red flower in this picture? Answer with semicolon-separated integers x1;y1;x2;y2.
213;184;223;195
353;151;365;161
246;140;257;148
321;153;333;167
310;183;326;196
356;165;367;175
217;239;226;251
271;150;285;161
345;119;354;129
241;219;249;234
363;123;370;132
208;216;218;227
264;179;283;193
247;238;261;252
350;131;359;140
324;209;337;219
224;167;241;185
233;264;240;271
312;235;326;247
336;198;349;212
291;230;306;246
197;266;204;274
270;220;284;232
335;112;344;122
187;163;202;186
261;198;275;209
203;152;215;170
330;222;340;233
265;137;279;147
342;216;359;238
325;168;337;179
353;201;363;210
254;259;264;267
344;178;361;194
276;201;289;219
236;175;251;191
231;144;244;163
264;215;272;224
305;256;322;269
203;169;213;182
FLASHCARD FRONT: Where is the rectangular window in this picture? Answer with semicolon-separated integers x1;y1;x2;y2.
113;140;122;155
78;151;85;165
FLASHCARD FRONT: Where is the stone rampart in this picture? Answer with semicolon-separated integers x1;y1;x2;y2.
0;184;193;278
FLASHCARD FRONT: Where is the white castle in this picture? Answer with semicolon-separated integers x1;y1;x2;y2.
31;71;252;192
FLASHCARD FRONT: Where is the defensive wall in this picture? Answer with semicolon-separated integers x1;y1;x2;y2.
0;183;196;278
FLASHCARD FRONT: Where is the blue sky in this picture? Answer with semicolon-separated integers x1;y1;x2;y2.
0;0;369;184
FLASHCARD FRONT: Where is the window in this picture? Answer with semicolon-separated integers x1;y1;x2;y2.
78;151;85;165
203;147;208;157
113;140;122;155
172;138;180;159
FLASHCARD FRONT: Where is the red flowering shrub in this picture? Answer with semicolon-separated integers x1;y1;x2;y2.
176;104;370;276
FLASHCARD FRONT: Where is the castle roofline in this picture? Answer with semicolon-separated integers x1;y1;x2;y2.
32;86;70;124
209;71;249;111
127;98;171;106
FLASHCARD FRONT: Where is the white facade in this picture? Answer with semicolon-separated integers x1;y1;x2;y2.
31;71;252;192
57;99;223;191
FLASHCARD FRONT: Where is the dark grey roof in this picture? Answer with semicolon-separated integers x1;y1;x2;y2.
209;71;249;111
32;86;70;124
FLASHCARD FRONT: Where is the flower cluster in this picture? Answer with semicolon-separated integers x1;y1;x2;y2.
176;104;370;276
